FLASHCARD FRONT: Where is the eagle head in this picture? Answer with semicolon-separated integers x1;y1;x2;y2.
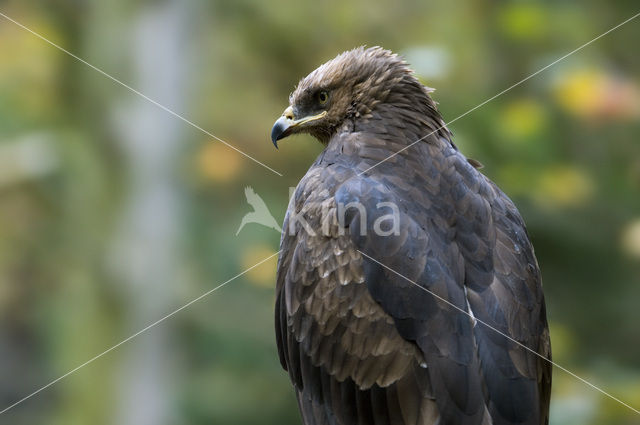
271;46;436;147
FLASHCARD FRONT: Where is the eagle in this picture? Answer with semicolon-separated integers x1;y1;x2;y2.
270;47;551;425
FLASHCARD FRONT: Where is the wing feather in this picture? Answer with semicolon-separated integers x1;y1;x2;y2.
275;133;550;425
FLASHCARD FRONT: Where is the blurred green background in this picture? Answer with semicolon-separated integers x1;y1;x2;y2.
1;0;639;424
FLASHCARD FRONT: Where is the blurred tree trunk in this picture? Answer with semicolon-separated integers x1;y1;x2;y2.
107;2;189;425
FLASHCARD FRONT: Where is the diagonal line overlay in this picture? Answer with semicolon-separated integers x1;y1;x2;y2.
1;5;639;420
0;250;281;415
0;11;283;177
358;250;640;415
358;11;640;176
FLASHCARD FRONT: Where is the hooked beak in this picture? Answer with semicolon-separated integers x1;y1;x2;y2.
271;106;327;148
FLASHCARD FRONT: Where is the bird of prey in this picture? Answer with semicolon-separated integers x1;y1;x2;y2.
270;47;551;425
236;186;282;235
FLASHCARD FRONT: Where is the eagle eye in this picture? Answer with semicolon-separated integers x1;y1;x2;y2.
317;91;329;105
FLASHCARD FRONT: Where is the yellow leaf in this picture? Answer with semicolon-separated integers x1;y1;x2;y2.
535;166;593;208
554;69;640;120
240;245;277;288
499;99;547;140
497;4;546;41
197;142;242;182
554;70;605;118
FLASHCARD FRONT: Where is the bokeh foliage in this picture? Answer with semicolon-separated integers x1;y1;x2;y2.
0;0;639;424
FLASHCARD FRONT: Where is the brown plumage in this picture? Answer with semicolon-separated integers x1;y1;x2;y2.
271;47;551;425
